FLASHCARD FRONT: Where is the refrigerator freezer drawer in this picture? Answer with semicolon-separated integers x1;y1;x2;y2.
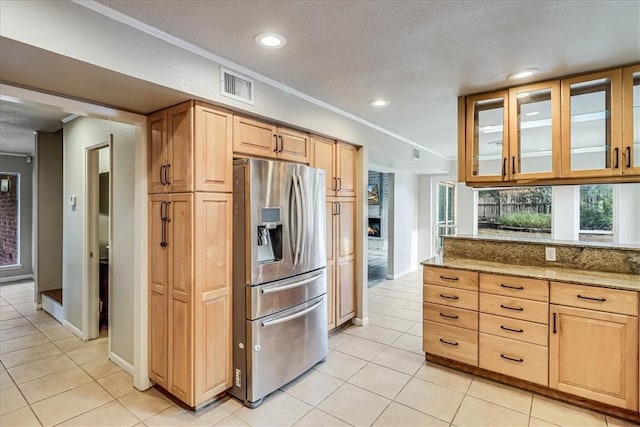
246;295;328;404
248;269;327;320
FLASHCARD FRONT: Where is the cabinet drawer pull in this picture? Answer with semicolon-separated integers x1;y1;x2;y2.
439;338;458;347
577;294;606;303
440;294;459;300
500;284;524;290
500;354;524;363
439;312;459;320
440;275;459;282
500;325;524;333
500;304;523;311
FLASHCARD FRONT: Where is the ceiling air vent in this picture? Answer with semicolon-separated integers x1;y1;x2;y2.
412;148;421;161
221;67;254;104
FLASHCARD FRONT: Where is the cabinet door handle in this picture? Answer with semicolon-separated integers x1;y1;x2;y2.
577;294;606;303
500;325;524;333
626;146;632;169
500;284;524;290
279;135;284;152
500;354;524;363
337;201;341;215
439;312;459;320
440;294;459;300
502;158;507;177
333;202;338;216
160;201;168;248
500;304;523;311
273;135;278;152
553;312;557;334
333;177;338;191
614;147;619;169
160;165;166;185
337;177;342;191
439;338;458;347
511;156;516;174
440;275;459;282
165;164;171;185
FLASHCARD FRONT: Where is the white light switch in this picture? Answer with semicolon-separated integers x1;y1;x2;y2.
545;247;556;261
69;195;77;208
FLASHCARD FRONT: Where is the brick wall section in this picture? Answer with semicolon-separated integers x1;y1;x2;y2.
0;174;18;265
368;171;389;252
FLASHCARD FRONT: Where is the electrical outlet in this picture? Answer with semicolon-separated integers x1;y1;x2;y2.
545;247;557;262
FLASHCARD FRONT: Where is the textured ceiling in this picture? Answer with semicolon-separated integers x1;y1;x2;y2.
95;0;640;159
0;99;67;155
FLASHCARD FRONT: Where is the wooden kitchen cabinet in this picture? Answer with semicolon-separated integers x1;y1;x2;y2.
423;267;480;366
561;69;623;178
549;304;638;410
148;191;232;407
148;101;233;194
311;136;357;198
459;64;640;186
326;197;356;328
233;115;310;163
464;82;561;183
622;64;640;176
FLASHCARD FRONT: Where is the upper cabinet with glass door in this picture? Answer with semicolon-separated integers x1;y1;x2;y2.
622;65;640;175
465;91;509;183
508;81;561;180
561;69;622;178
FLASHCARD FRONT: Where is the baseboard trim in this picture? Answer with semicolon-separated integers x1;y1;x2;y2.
387;268;418;280
353;316;370;326
110;352;134;376
0;274;34;283
63;320;85;340
41;295;64;323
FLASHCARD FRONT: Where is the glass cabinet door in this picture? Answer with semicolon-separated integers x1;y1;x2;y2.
561;70;622;178
622;65;640;176
508;81;561;179
465;91;508;182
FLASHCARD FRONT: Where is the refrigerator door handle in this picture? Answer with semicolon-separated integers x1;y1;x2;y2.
261;299;324;328
297;172;307;263
292;172;303;265
260;270;324;294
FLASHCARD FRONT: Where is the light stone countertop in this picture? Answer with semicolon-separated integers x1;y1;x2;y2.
421;255;640;292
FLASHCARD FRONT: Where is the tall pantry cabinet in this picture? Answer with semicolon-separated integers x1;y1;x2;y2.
147;101;233;408
311;135;358;329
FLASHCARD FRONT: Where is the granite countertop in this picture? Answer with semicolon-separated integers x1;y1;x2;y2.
447;234;640;252
422;256;640;292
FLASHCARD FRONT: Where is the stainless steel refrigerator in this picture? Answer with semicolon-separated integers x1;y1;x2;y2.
231;158;327;407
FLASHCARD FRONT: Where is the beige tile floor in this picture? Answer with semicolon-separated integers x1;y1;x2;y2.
0;277;635;426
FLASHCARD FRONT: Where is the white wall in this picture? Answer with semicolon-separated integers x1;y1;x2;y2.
35;131;63;295
63;117;138;365
388;171;419;277
552;186;580;241
615;183;640;245
0;154;33;281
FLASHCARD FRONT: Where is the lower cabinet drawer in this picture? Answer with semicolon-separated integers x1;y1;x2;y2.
424;302;478;330
424;284;478;311
424;320;478;366
479;313;548;346
479;333;548;386
480;293;548;324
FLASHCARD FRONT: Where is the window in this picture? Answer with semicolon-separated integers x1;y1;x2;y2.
0;173;19;267
436;181;456;251
476;186;551;240
579;184;613;243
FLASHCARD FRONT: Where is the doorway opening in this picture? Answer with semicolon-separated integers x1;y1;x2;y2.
87;142;111;339
367;170;390;287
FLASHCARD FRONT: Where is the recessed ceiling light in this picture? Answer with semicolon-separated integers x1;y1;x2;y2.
516;92;530;99
369;98;390;107
525;111;540;116
255;33;287;48
508;68;539;80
